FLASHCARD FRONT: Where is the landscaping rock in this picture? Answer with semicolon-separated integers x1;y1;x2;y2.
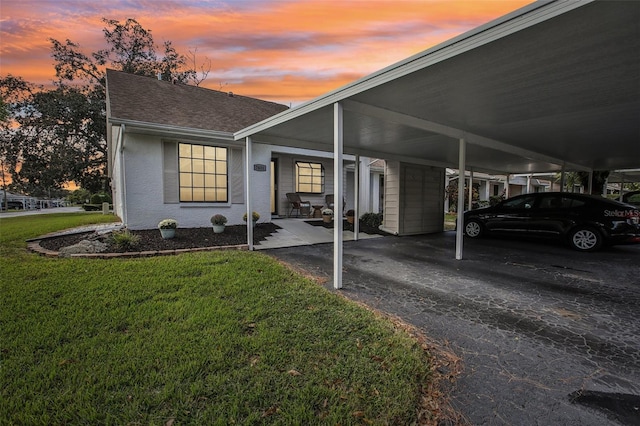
58;239;108;257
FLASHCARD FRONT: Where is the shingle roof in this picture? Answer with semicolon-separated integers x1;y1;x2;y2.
106;69;288;133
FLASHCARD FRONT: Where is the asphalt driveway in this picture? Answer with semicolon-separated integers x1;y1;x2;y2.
266;232;640;425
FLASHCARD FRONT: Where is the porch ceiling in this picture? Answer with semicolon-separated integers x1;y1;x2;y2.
236;0;640;175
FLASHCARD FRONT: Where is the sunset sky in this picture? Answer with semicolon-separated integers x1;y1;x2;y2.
1;0;531;105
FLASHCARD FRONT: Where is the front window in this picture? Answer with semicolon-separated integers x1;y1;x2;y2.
295;161;324;193
179;143;227;202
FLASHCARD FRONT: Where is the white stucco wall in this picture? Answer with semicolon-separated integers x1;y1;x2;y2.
113;133;368;229
120;133;271;230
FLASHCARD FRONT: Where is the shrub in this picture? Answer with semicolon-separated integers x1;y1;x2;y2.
322;208;333;216
211;214;227;225
158;219;178;229
243;211;260;222
110;229;140;251
360;212;383;228
90;194;103;204
345;209;355;217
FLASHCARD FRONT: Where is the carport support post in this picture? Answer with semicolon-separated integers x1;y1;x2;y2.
245;136;254;251
456;138;466;260
333;102;344;289
468;169;474;211
354;155;360;241
587;170;593;195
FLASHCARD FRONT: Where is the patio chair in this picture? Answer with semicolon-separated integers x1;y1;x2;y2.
286;193;311;217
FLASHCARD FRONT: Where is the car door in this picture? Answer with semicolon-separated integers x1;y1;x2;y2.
484;194;538;234
529;195;585;236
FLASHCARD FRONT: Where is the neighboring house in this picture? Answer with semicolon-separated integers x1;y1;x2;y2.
445;169;553;211
1;191;40;210
105;70;381;230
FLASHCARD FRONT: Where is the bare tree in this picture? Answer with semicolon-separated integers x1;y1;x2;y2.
187;47;212;87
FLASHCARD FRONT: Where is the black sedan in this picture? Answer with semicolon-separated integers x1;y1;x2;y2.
622;190;640;207
463;192;640;252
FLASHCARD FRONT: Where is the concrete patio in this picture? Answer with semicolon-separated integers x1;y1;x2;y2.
255;218;382;250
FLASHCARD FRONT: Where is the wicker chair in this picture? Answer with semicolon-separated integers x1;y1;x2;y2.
286;193;311;217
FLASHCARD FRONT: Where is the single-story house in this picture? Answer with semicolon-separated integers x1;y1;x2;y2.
105;69;383;230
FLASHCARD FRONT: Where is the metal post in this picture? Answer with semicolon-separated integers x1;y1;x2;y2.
456;138;466;260
333;103;344;289
354;155;360;241
505;174;510;198
245;136;254;250
587;170;593;195
468;169;474;211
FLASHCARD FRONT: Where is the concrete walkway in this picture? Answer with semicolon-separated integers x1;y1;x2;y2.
255;218;382;250
266;233;640;425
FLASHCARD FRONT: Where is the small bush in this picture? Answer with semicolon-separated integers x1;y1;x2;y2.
360;212;383;228
158;219;178;229
243;211;260;222
110;229;140;251
211;214;227;225
90;194;103;204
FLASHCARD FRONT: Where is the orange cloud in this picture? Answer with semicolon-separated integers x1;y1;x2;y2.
1;0;531;104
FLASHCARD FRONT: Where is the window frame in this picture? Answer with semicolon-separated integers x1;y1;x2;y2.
178;142;229;204
295;161;325;194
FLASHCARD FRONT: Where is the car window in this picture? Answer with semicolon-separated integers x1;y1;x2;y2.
539;196;582;209
501;195;537;209
567;198;585;208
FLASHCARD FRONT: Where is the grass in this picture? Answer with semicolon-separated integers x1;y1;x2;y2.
444;213;458;231
0;213;432;424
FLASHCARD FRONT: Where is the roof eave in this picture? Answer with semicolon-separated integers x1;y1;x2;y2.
234;0;590;141
109;118;236;142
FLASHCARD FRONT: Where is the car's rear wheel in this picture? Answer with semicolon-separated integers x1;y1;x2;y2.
465;219;484;238
569;226;602;252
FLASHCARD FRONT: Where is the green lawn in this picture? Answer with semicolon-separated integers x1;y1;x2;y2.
0;213;432;424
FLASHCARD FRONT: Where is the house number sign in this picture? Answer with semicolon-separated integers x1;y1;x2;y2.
253;164;267;172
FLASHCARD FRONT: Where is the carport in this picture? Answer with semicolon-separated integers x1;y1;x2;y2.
236;0;640;288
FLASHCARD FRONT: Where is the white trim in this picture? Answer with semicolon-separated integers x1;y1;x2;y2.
110;118;236;141
333;103;344;290
245;137;253;250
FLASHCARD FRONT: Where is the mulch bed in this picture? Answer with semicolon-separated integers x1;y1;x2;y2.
38;223;280;253
305;219;389;235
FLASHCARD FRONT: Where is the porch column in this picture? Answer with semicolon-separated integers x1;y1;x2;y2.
354;155;360;241
467;169;474;211
245;136;254;250
456;138;466;260
444;174;450;213
526;174;532;193
333;102;344;289
505;174;510;198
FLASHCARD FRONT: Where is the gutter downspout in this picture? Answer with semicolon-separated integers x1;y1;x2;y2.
116;124;128;226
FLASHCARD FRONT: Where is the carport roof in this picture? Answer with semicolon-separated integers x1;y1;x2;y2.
235;0;640;174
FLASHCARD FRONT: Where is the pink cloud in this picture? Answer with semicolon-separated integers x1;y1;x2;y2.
0;0;531;104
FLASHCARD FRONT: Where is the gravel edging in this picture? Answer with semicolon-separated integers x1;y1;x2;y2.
27;239;248;258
